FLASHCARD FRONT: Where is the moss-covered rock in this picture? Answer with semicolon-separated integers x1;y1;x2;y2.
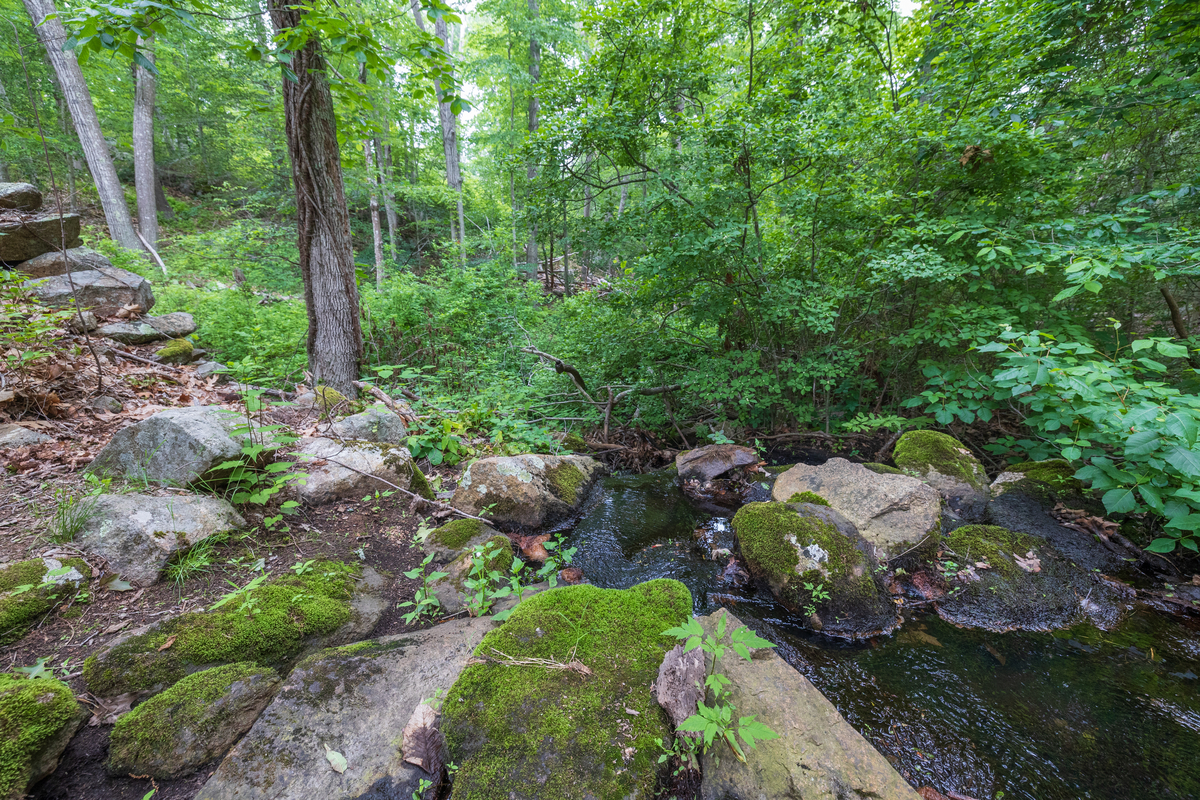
560;432;589;453
893;430;986;489
0;676;86;800
442;581;691;800
0;558;87;646
862;462;903;475
108;662;280;779
545;460;588;505
452;454;605;528
786;490;830;506
430;535;516;614
83;561;376;699
313;385;346;414
993;459;1088;505
407;462;435;500
944;525;1039;579
155;337;194;365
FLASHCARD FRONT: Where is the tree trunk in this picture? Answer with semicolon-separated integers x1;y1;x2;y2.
381;142;398;263
154;166;174;219
132;36;158;249
268;0;362;396
523;0;540;277
23;0;139;249
365;139;385;290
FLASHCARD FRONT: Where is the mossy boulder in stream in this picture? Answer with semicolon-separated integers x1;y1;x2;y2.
894;430;988;521
442;580;691;800
0;675;87;800
733;502;898;638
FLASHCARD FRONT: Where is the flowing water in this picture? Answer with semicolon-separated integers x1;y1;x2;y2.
566;471;1200;800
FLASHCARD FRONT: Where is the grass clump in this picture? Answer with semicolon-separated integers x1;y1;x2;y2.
0;675;83;800
894;430;985;488
786;490;830;506
442;581;690;800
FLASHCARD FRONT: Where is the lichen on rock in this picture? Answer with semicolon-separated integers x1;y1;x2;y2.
0;675;86;800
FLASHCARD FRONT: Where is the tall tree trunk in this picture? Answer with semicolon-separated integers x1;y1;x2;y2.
132;36;158;248
268;0;362;396
382;142;398;263
365;139;385;289
23;0;139;249
523;0;540;277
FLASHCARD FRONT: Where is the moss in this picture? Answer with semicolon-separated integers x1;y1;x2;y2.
431;518;485;550
313;386;347;415
1008;459;1084;496
155;338;193;365
0;675;81;800
107;662;277;777
894;430;985;488
0;559;87;646
442;581;690;800
545;460;587;505
786;491;830;506
480;535;514;575
560;432;588;453
764;463;794;474
863;462;904;475
945;525;1039;578
407;463;435;500
83;560;357;698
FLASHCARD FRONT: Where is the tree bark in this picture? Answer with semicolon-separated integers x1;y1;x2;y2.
154;166;174;219
381;141;398;263
132;36;158;249
523;0;540;277
365;139;385;289
268;0;362;396
23;0;139;249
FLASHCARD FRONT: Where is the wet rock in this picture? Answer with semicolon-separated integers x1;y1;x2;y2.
772;458;942;558
107;663;280;779
0;423;51;448
0;182;42;212
0;213;80;262
17;246;111;278
292;437;433;504
676;443;759;482
88;406;245;487
155;338;194;365
27;266;154;316
146;311;196;338
733;501;898;638
96;321;167;344
0;557;88;646
194;617;496;800
988;486;1124;574
452;453;605;528
0;675;88;800
75;494;247;587
697;609;921;800
327;403;406;444
894;431;988;522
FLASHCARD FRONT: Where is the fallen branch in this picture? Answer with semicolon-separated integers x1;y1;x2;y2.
135;230;168;277
351;380;417;425
521;347;594;401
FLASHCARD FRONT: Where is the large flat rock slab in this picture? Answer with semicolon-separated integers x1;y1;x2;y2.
25;265;154;315
195;617;497;800
0;212;80;262
0;182;42;212
16;245;111;278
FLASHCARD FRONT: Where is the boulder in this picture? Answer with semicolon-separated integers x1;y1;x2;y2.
893;431;988;521
67;310;98;333
697;610;921;800
16;245;111;278
0;424;51;449
442;581;691;800
452;453;605;528
0;182;42;212
676;443;759;482
772;458;942;557
195;617;497;800
421;518;502;566
732;502;898;638
292;437;434;505
194;361;229;381
155;338;194;365
108;663;280;779
88;406;245;487
428;533;515;615
74;494;247;587
146;311;197;338
83;561;385;700
1;557;88;646
96;321;167;344
327;404;406;444
0;675;88;800
26;266;154;316
87;396;123;414
0;213;80;263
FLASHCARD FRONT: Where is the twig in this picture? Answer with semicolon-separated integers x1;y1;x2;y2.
135;230;168;276
351;380;417;424
470;646;593;676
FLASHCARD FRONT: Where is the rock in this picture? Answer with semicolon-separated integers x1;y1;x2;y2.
990;459;1086;502
697;609;921;800
83;561;385;700
26;266;155;316
676;444;759;482
67;310;98;333
293;386;348;414
442;581;691;800
327;404;406;444
0;675;88;800
893;431;988;521
772;458;942;557
108;663;280;779
0;557;88;646
0;213;80;263
988;488;1124;574
155;338;194;365
96;321;167;344
74;494;246;587
88;396;123;414
428;534;515;615
195;617;496;800
0;182;42;212
292;437;434;505
16;246;111;278
194;361;229;381
422;518;503;565
88;406;245;487
654;642;705;732
452;454;605;528
0;423;51;448
733;502;898;638
146;311;197;338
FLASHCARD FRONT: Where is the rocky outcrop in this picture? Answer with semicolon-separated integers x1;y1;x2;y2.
292;437;433;504
676;444;758;482
26;266;154;316
16;246;111;278
0;213;81;263
0;424;51;448
452;454;605;528
772;458;942;557
195;617;497;800
0;675;88;800
74;494;246;586
893;431;988;522
0;182;42;212
88;406;245;487
108;663;281;779
697;610;921;800
327;404;407;444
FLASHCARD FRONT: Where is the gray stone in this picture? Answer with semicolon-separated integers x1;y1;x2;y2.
772;458;942;557
452;453;606;528
88;396;123;414
0;423;51;448
97;321;165;344
194;361;229;380
146;311;197;338
17;246;112;278
698;610;921;800
67;310;98;333
328;404;406;444
0;181;42;212
75;494;246;586
0;213;81;262
676;443;759;482
26;266;155;316
292;437;423;505
195;617;497;800
88;406;245;487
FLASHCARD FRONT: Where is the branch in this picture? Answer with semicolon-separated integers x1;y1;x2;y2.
298;452;487;522
521;347;595;402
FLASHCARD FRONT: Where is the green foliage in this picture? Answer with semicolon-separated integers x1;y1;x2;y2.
398;553;446;625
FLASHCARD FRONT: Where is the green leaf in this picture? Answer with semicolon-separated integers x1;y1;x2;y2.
1166;446;1200;478
1102;487;1138;514
1145;538;1177;553
324;744;347;774
1157;341;1190;358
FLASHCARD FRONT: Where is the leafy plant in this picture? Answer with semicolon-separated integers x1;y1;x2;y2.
535;536;578;589
461;541;512;617
210;572;269;617
398;553;447;625
406;416;469;466
210;389;305;525
801;581;830;617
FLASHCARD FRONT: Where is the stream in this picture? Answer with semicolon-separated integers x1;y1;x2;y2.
564;470;1200;800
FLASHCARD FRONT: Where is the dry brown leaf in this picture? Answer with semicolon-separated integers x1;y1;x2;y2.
1014;550;1041;573
86;692;136;726
101;620;130;635
402;702;446;777
157;634;177;651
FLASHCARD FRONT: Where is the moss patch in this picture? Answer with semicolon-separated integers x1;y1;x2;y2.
1007;459;1085;499
0;559;87;646
945;525;1039;578
442;581;690;800
545;460;587;505
894;430;985;488
430;518;485;550
786;491;830;506
0;675;81;799
313;386;347;416
83;560;357;698
560;432;588;453
407;463;435;500
155;338;193;365
863;462;903;475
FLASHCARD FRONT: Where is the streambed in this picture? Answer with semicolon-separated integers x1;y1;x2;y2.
565;471;1200;800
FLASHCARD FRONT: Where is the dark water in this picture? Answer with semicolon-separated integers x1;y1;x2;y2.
568;473;1200;800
